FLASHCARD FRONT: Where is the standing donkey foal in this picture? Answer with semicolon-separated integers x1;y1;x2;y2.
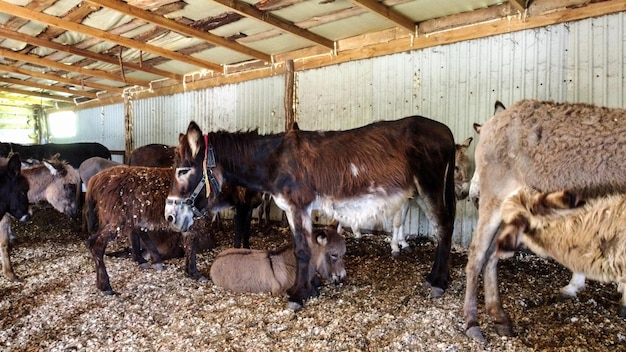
496;187;626;319
166;117;457;310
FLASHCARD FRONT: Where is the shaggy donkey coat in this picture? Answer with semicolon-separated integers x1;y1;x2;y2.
86;166;214;294
463;99;626;343
210;227;346;295
496;188;626;318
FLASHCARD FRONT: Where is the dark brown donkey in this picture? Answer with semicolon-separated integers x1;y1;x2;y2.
165;118;457;310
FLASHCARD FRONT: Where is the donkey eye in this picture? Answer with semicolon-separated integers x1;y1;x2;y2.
331;254;338;260
176;167;192;178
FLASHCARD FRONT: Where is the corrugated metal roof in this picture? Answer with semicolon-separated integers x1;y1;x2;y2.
0;0;623;108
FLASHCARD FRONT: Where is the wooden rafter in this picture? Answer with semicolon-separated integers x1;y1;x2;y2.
0;48;150;87
207;0;335;49
0;87;75;103
0;63;124;94
84;0;271;63
0;77;98;99
1;1;224;72
349;0;416;34
0;28;182;81
509;0;527;12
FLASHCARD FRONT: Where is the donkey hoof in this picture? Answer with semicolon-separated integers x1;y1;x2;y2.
618;305;626;318
391;250;401;258
138;263;151;270
401;246;413;253
287;300;304;312
153;263;165;271
495;323;515;337
466;326;486;344
197;275;209;283
429;286;445;298
102;289;118;296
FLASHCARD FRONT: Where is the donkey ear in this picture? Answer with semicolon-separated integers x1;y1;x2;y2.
473;123;482;134
315;230;328;247
6;153;22;179
494;101;506;114
495;224;521;259
186;121;204;159
457;137;473;151
43;160;59;176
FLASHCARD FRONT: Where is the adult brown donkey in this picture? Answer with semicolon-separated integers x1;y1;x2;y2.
165;117;457;310
463;100;626;343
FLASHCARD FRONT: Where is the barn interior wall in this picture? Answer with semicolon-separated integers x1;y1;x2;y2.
72;11;625;248
66;104;126;163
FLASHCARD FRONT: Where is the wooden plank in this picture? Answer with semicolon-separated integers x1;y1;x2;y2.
350;0;416;34
0;63;124;94
0;48;149;87
508;0;526;13
0;77;98;99
2;1;224;72
208;0;335;49
0;87;74;103
0;28;182;81
84;0;270;63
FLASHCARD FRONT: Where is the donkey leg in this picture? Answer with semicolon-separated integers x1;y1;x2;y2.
135;230;164;271
182;231;206;281
128;230;150;269
415;195;453;297
86;230;116;295
464;202;503;343
616;283;626;318
284;209;316;310
484;247;514;337
560;272;586;298
0;216;17;282
233;203;252;248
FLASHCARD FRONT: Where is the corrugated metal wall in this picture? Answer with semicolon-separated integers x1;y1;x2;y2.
74;12;626;247
71;104;126;162
132;76;285;149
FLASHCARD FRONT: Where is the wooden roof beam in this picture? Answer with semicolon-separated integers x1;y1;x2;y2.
508;0;527;13
0;63;124;94
208;0;335;50
0;27;183;81
0;86;75;103
1;1;223;72
349;0;416;35
0;77;98;99
0;47;150;87
85;0;271;63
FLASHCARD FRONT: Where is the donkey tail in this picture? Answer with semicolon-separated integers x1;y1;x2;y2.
443;147;457;221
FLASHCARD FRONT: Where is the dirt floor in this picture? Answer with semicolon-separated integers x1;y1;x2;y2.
1;205;625;351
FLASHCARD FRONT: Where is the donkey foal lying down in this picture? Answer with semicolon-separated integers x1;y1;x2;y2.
210;227;346;295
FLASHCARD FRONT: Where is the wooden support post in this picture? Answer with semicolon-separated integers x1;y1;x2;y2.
124;94;133;164
284;60;295;131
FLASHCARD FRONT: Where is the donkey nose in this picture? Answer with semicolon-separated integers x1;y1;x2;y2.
167;214;175;223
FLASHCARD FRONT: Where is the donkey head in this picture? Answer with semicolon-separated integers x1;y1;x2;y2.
40;157;80;217
0;154;31;222
311;227;347;285
496;188;583;258
165;121;224;232
454;137;473;200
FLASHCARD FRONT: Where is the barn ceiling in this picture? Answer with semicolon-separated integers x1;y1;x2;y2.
0;0;622;109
